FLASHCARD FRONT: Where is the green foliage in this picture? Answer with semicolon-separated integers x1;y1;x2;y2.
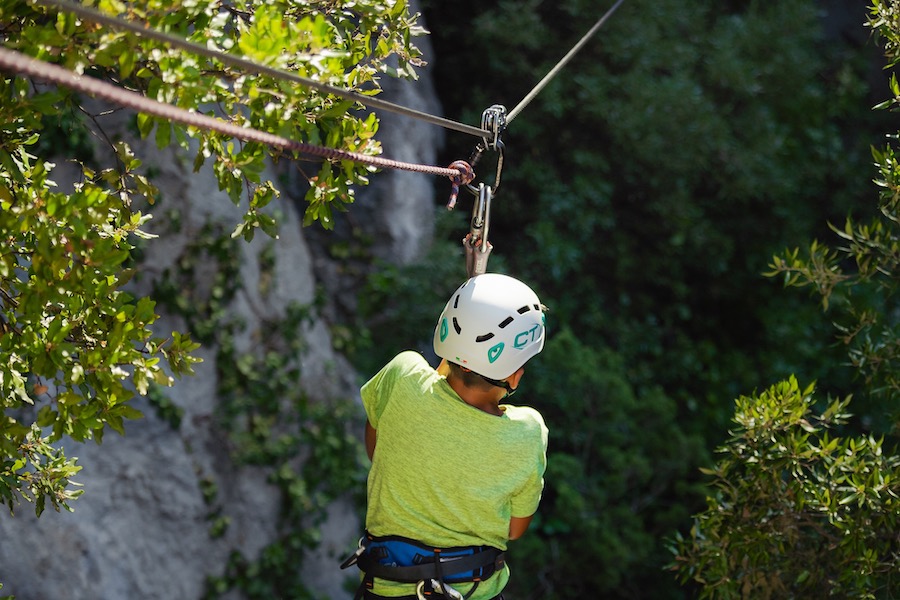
0;74;199;514
203;310;364;598
0;423;83;517
151;222;243;344
670;378;900;598
146;382;184;430
765;0;900;415
672;4;900;595
1;0;424;518
507;329;707;598
870;0;900;68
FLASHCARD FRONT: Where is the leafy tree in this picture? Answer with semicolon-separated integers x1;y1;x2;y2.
0;0;424;516
671;1;900;596
768;0;900;422
671;378;900;599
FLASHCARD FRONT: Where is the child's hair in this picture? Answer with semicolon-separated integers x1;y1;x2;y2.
446;361;496;391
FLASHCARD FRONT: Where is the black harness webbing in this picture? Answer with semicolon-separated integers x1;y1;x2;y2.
356;547;504;583
341;532;506;600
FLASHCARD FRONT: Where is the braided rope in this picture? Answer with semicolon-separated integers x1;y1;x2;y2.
0;46;473;182
446;160;475;209
37;0;492;140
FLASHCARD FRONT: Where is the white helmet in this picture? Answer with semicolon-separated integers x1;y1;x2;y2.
433;273;546;380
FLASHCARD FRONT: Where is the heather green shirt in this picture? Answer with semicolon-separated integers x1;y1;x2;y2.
361;351;548;599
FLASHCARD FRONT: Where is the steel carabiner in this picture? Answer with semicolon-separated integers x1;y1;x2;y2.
464;183;493;277
415;580;466;600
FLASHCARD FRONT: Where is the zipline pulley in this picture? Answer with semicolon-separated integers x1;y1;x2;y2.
480;104;507;153
466;105;506;195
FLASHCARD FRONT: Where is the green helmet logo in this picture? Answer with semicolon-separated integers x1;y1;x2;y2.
488;342;504;364
439;317;449;342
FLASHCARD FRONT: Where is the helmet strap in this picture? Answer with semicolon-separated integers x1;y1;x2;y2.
478;374;516;398
457;364;517;397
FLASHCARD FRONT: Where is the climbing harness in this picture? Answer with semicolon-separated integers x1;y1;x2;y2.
417;579;465;600
341;532;505;600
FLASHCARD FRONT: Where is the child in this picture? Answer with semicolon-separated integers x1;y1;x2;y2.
348;273;549;600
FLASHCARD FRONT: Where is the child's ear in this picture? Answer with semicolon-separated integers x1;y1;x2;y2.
508;367;526;389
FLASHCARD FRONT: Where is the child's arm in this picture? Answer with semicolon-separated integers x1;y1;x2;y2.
365;420;377;461
508;514;534;540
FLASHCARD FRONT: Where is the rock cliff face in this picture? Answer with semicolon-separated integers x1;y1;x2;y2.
0;11;444;599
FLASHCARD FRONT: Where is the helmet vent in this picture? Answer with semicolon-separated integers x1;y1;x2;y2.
452;317;462;335
453;294;460;309
517;305;531;314
476;333;495;343
498;316;514;329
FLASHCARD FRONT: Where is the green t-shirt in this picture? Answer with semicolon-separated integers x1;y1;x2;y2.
360;351;549;599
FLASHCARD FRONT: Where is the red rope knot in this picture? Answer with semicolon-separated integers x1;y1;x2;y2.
446;160;475;210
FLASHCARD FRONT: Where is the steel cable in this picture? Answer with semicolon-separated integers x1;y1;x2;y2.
36;0;491;140
507;0;626;123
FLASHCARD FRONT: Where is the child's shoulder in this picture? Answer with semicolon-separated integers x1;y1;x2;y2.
502;404;546;426
389;350;429;370
381;351;438;381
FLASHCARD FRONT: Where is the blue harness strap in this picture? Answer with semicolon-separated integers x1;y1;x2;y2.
341;532;506;599
362;534;503;583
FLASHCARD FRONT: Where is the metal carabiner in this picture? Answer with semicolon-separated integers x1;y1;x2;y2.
464;183;493;277
339;536;367;570
415;580;465;600
465;140;504;197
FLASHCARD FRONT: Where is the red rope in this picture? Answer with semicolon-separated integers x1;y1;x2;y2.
446;160;475;209
0;46;474;184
